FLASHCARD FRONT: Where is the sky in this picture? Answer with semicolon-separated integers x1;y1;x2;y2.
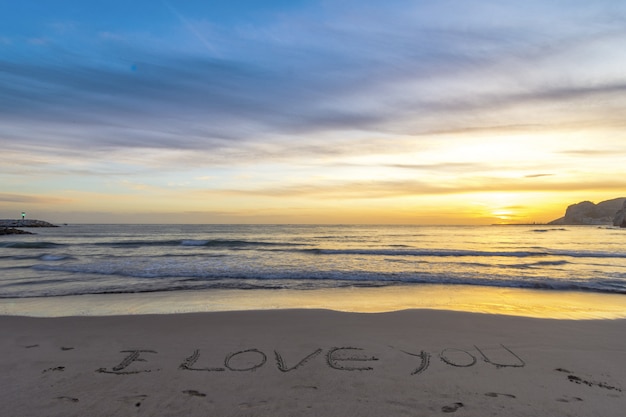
1;0;625;224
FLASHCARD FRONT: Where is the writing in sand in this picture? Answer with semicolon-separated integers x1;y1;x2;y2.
92;344;525;376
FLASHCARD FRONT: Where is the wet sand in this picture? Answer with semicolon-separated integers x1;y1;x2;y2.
2;285;626;319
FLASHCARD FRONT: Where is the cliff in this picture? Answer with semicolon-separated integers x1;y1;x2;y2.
548;198;626;226
614;200;626;227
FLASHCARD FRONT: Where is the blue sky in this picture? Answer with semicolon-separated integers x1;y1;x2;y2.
1;0;626;223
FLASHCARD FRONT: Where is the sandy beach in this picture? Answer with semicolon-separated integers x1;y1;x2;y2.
1;308;625;417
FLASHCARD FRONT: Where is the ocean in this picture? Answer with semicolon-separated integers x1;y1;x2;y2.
1;224;625;300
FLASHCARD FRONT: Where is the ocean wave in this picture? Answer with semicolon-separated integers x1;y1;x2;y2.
297;248;626;259
180;240;210;246
301;248;552;257
39;254;73;261
0;242;65;249
3;224;626;300
550;250;626;259
3;275;626;299
509;260;571;269
530;260;571;266
95;239;305;249
20;260;626;297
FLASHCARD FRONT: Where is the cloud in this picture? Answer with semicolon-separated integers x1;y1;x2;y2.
387;162;485;172
560;149;626;156
524;174;554;178
212;177;626;200
0;0;625;190
2;1;625;157
0;193;71;204
161;0;219;55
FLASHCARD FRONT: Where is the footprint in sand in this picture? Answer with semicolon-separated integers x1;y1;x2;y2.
183;390;207;398
120;394;148;408
441;402;464;413
485;392;516;399
556;368;622;392
556;396;583;403
43;366;65;373
239;400;268;409
56;396;79;403
291;385;318;390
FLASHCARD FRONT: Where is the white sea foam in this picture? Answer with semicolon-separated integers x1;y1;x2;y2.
39;254;69;261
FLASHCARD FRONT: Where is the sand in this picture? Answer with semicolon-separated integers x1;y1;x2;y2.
1;308;625;417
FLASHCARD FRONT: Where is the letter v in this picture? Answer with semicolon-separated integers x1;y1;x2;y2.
274;348;323;372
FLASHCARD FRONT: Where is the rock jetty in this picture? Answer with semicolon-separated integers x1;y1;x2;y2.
0;219;58;228
0;219;58;235
548;197;626;226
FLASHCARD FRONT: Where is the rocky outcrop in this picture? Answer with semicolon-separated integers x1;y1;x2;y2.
0;227;34;235
549;197;626;225
0;219;58;228
614;201;626;228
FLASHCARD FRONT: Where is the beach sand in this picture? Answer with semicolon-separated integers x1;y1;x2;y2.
1;308;625;417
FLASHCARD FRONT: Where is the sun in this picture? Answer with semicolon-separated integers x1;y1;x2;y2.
469;192;526;224
491;208;514;221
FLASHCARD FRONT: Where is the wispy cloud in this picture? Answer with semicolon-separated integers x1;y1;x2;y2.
161;0;220;55
212;177;626;200
0;193;71;204
560;149;626;156
524;174;554;178
2;0;625;158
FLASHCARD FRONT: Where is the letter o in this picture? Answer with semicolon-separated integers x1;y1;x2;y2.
439;348;476;367
225;349;267;371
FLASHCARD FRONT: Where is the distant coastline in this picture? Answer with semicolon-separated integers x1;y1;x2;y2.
548;197;626;226
491;223;547;226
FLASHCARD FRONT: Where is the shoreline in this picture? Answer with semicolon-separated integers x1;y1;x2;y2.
1;308;624;416
2;284;626;319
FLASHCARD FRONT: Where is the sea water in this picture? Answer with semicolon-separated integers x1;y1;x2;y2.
1;224;625;300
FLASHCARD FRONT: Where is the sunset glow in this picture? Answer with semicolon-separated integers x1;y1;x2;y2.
1;1;625;224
